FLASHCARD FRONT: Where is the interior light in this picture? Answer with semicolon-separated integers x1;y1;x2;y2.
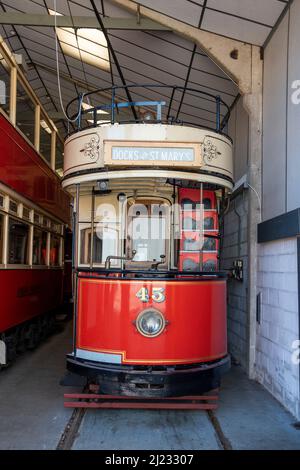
40;120;52;134
82;102;109;123
49;9;110;70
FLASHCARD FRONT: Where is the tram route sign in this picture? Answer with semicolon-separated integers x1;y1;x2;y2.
112;147;194;162
104;141;202;167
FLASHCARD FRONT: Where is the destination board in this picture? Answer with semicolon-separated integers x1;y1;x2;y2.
104;141;202;167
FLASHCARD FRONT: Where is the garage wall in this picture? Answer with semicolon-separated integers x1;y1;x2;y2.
286;1;300;212
263;1;300;220
227;97;249;182
257;1;300;420
221;99;249;369
262;13;288;221
256;239;300;419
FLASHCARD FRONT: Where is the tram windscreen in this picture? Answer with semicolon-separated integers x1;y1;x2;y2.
131;216;166;262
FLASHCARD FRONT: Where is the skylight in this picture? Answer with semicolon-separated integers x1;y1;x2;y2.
81;102;109;115
81;102;110;124
49;9;110;70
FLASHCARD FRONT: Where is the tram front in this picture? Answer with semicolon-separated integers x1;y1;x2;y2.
62;86;233;397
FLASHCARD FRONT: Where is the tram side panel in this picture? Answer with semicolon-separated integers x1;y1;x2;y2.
0;269;63;333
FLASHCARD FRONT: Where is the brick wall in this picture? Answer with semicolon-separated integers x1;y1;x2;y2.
256;238;300;419
220;191;249;369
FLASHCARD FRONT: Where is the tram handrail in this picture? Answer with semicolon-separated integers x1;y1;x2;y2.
65;84;231;137
76;268;228;279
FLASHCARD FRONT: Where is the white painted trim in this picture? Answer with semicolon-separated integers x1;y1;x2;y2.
76;348;122;364
62;169;233;191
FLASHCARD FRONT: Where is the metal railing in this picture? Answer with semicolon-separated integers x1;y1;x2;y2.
65;84;231;136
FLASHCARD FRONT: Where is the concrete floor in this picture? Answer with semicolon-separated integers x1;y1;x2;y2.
0;320;299;450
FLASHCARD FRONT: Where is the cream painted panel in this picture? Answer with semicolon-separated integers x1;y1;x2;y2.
64;124;233;184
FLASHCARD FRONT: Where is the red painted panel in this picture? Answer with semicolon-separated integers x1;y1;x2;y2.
179;188;217;209
77;278;227;365
0;269;63;332
0;114;70;224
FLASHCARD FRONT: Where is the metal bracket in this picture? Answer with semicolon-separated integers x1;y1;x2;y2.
231;259;243;282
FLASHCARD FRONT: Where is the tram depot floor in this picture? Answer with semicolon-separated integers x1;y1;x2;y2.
0;319;299;450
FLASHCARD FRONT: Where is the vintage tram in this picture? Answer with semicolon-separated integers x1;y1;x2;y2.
62;85;233;397
0;38;71;366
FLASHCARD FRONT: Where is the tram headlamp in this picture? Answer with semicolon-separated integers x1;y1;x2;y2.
136;309;166;338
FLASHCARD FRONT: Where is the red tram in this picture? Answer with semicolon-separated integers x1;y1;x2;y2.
62;85;233;397
0;42;70;366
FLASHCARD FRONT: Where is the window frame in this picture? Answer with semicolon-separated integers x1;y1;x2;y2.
126;197;170;269
0;188;64;269
7;216;30;266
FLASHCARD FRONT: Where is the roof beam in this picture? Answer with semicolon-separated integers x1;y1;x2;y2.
110;0;254;94
0;13;171;30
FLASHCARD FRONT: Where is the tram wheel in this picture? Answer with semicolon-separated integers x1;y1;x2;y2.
26;322;41;350
5;333;18;363
16;325;27;354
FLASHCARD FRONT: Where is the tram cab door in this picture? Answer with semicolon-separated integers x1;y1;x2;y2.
125;199;169;271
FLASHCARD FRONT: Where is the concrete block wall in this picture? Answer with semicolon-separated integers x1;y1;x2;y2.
220;191;249;369
256;238;300;419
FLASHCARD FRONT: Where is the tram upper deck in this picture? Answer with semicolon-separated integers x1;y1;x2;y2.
62;85;233;193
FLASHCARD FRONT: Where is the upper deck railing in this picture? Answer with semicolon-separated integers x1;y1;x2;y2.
65;84;231;137
0;36;63;173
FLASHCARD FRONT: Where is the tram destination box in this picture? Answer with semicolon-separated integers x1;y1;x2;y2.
103;141;202;167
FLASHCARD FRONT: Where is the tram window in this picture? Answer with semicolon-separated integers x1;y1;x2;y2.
8;218;29;264
23;207;31;221
34;213;41;225
0;57;10;116
50;234;61;266
127;201;168;263
40;115;52;164
0;214;3;263
33;228;47;265
16;82;35;147
9;200;18;214
55;139;64;172
80;228;102;264
80;227;118;266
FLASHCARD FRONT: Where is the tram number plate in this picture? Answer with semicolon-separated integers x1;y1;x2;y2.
136;287;165;303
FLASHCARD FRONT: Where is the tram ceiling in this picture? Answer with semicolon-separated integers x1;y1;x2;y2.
0;0;290;164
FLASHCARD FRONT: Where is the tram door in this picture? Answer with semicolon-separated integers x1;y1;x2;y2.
126;200;169;268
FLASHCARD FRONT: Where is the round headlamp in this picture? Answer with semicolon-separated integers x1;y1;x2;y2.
136;308;166;338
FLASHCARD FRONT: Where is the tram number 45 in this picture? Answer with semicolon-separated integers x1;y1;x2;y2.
136;287;165;303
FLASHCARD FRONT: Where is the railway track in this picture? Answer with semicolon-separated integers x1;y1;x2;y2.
56;398;232;450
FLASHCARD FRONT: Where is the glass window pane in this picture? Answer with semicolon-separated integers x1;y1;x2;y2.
79;226;118;266
128;202;168;263
40;115;52;163
80;227;102;265
55;138;64;171
50;234;60;266
33;228;47;265
0;56;10;116
0;214;4;263
8;218;29;264
16;81;35;146
132;216;166;262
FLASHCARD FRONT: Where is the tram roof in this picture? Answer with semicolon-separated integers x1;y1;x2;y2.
0;0;289;169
